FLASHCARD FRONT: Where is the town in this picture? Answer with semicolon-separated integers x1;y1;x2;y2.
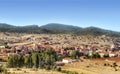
0;33;120;62
0;33;120;74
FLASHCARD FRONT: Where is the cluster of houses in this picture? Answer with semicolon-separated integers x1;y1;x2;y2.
0;41;120;63
0;34;120;63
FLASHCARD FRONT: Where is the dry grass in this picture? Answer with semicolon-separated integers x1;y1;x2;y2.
61;59;120;74
7;68;63;74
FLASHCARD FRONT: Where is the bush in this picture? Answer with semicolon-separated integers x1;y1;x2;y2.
107;63;110;66
92;53;101;59
104;63;106;66
86;65;90;68
61;70;78;74
113;62;118;67
115;68;118;71
45;65;51;70
0;65;9;74
86;54;92;59
52;65;57;70
61;70;67;73
72;71;79;74
103;54;109;58
55;67;61;72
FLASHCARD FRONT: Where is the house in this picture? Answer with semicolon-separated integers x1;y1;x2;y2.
99;52;105;58
109;52;116;57
62;58;73;63
0;46;5;49
0;55;8;61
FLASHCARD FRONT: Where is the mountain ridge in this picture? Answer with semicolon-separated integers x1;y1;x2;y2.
0;23;120;37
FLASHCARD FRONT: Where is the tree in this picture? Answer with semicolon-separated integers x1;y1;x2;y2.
57;54;63;61
38;52;45;69
7;55;24;68
6;49;60;70
24;55;33;68
7;57;14;68
70;50;80;59
31;53;39;68
86;54;92;59
92;53;101;59
18;55;24;67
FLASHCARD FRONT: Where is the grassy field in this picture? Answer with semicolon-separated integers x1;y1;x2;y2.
7;68;63;74
61;59;120;74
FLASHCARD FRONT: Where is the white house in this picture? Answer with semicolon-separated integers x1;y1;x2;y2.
99;52;105;58
109;53;116;57
62;58;73;63
0;46;5;49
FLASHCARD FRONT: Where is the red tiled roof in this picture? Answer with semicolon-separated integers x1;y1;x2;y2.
63;58;72;60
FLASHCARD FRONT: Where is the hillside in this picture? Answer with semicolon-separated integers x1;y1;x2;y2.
75;27;120;37
0;23;120;37
40;23;81;34
41;23;81;30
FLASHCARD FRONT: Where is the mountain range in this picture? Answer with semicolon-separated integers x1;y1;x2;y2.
0;23;120;37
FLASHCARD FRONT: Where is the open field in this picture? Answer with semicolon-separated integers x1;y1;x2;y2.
7;68;63;74
61;59;120;74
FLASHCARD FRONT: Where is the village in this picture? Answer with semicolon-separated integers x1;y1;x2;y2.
0;33;120;63
0;33;120;74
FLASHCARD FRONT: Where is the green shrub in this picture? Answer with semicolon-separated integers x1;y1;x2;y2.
56;67;61;72
61;70;78;74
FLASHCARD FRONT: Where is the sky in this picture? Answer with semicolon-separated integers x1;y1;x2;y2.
0;0;120;31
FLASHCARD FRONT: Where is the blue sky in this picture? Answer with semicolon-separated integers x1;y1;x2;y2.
0;0;120;31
